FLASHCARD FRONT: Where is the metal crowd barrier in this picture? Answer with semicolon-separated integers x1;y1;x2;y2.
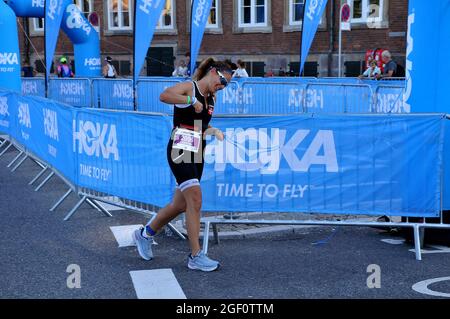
136;77;183;113
21;77;45;97
372;85;407;113
92;78;134;110
48;78;92;107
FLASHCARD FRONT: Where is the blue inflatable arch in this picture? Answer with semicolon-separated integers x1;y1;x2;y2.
2;0;101;86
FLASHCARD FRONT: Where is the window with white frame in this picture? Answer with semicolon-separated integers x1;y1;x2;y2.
348;0;384;23
238;0;267;27
108;0;132;30
289;0;304;26
156;0;174;29
32;18;44;32
206;0;219;29
75;0;94;18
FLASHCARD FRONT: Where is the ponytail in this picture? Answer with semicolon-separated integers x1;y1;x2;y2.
193;57;233;81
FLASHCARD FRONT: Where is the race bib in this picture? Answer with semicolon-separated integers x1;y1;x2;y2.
172;128;201;153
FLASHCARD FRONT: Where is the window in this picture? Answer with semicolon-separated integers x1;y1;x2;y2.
289;0;304;26
156;0;173;29
238;0;267;27
75;0;94;18
348;0;384;24
206;0;219;29
32;18;44;32
108;0;132;30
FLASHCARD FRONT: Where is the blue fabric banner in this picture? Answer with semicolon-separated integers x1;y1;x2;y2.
190;0;213;76
134;0;166;82
45;0;70;81
300;0;328;75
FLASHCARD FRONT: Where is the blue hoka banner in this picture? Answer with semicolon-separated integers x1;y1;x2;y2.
190;0;213;76
74;108;175;206
201;114;444;216
45;0;70;82
300;0;327;75
134;0;166;82
0;0;21;92
0;90;14;135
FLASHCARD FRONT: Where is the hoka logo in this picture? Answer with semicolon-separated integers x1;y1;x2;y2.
139;0;161;14
0;53;19;65
113;83;133;99
0;97;9;116
18;102;31;128
84;58;101;67
193;0;207;27
403;12;415;113
66;4;91;35
47;0;59;20
73;120;120;161
32;0;44;8
43;109;59;141
306;0;324;21
60;82;85;95
205;128;338;174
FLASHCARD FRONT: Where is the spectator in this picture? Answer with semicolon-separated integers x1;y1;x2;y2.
377;50;397;79
232;60;249;78
103;56;118;78
172;59;188;77
185;51;191;77
56;56;74;78
21;60;35;77
279;67;286;77
359;59;381;79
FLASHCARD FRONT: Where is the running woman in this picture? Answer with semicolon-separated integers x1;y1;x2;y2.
133;58;232;272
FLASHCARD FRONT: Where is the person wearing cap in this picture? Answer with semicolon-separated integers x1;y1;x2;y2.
103;56;118;79
56;56;74;78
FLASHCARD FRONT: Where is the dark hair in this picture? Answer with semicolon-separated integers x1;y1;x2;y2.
105;56;112;63
237;59;246;68
193;57;232;81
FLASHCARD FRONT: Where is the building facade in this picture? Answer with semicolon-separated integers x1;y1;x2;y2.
18;0;408;77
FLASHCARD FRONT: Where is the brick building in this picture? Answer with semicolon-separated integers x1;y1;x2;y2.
18;0;408;77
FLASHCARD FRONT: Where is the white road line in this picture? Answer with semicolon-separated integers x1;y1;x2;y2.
408;245;450;254
412;277;450;298
130;269;187;299
110;225;143;247
381;239;405;245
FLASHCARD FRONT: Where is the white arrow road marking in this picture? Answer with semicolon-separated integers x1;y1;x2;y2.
412;277;450;298
130;269;187;299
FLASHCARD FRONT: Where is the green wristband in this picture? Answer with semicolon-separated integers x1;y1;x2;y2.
187;96;191;104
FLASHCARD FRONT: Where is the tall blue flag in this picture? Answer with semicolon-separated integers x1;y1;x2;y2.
134;0;166;83
45;0;69;82
190;0;213;77
300;0;328;75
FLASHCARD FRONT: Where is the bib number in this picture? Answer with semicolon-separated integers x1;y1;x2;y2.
172;128;201;153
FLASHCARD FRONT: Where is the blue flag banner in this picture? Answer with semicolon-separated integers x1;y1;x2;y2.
0;1;22;92
190;0;213;76
134;0;166;83
300;0;328;75
45;0;70;81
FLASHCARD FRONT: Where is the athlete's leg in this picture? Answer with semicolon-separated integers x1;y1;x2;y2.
180;185;202;256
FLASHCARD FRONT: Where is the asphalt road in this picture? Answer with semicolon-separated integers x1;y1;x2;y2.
1;144;450;300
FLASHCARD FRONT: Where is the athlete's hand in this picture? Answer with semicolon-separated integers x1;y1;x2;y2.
193;101;203;113
214;128;224;141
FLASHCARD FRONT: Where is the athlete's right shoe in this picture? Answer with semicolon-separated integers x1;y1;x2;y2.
187;251;220;272
132;228;154;261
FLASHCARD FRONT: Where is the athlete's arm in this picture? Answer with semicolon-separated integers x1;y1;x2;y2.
160;82;203;113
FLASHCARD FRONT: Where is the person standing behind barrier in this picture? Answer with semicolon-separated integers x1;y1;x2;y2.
359;59;381;79
377;50;397;79
56;56;74;78
172;59;188;77
103;56;118;78
132;57;232;272
232;59;249;78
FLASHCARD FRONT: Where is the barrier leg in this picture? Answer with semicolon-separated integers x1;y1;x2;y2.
34;171;54;191
413;225;422;261
29;166;48;185
6;150;23;168
89;199;113;217
31;157;46;169
202;221;211;254
166;222;186;240
11;154;28;172
50;188;73;212
213;224;220;245
64;195;87;221
0;141;12;157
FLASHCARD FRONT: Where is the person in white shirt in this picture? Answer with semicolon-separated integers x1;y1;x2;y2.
172;60;188;77
103;56;118;78
359;59;381;79
232;59;249;78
